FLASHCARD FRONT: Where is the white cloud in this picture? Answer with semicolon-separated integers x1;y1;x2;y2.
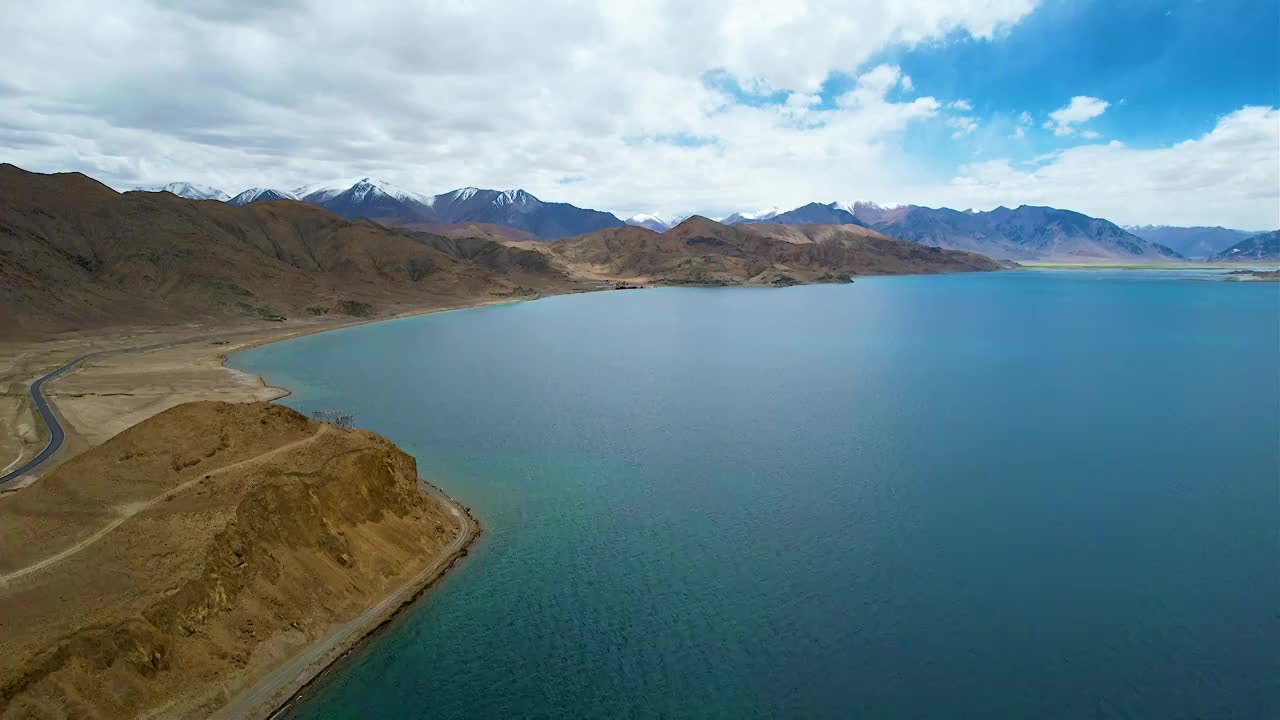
0;0;1039;219
1018;111;1032;125
950;99;973;111
1080;130;1101;139
1044;95;1109;136
1011;126;1026;139
934;106;1280;228
0;2;1271;228
947;116;979;138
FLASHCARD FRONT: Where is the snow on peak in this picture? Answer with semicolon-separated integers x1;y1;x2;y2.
627;213;666;224
720;206;781;223
227;187;298;205
836;200;904;214
134;181;229;201
494;189;535;206
294;177;430;205
447;187;481;203
738;206;781;220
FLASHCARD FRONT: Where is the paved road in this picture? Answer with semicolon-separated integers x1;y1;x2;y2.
0;353;98;489
215;479;476;720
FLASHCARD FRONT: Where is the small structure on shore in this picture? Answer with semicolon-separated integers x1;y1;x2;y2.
311;410;355;428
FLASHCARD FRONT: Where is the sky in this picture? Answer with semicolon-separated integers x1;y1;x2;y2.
1;0;1276;229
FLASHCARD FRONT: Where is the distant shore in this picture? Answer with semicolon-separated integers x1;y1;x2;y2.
1018;260;1280;270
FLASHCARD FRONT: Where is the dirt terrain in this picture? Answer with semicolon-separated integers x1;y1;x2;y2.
0;401;473;719
546;216;1001;285
0;323;312;488
0;164;579;340
2;164;1001;342
0;163;1007;719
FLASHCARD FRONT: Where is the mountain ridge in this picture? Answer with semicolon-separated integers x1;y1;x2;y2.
1;165;1004;339
128;176;1225;257
131;181;229;202
547;215;1001;285
844;203;1182;261
1123;224;1257;258
1211;230;1280;261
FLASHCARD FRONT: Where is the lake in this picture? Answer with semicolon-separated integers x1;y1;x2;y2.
231;269;1279;719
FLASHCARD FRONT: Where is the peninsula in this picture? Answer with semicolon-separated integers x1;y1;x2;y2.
0;163;1000;718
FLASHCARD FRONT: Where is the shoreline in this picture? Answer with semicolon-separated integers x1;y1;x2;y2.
0;294;536;719
3;273;986;717
208;299;529;719
216;480;483;720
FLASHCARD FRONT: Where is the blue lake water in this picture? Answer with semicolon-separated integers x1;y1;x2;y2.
231;270;1280;719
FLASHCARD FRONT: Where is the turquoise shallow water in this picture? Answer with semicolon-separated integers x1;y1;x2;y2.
231;270;1279;719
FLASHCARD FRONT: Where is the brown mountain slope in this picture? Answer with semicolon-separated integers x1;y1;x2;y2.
0;165;574;338
0;401;472;718
3;166;1002;339
548;216;1001;285
393;220;540;244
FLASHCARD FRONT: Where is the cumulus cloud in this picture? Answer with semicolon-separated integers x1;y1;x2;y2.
0;0;1039;218
950;99;973;111
936;106;1280;228
1044;95;1109;136
0;1;1272;227
947;116;979;138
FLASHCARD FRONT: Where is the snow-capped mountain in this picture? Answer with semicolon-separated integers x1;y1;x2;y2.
625;213;674;232
133;177;623;239
436;187;536;214
840;201;910;225
133;181;229;202
271;179;623;238
720;207;781;224
293;178;436;222
723;202;866;227
227;187;298;205
426;186;624;238
295;177;432;206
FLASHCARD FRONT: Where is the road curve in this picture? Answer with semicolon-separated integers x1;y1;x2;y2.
0;353;98;489
214;479;477;720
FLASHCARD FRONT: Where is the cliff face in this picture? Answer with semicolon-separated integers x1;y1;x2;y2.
0;402;467;719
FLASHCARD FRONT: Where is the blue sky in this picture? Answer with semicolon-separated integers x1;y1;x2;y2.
884;0;1279;176
705;0;1279;208
1;0;1276;227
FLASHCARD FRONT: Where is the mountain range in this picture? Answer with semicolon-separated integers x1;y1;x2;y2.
135;178;625;239
133;178;1260;262
4;165;572;338
1211;230;1280;261
1123;225;1258;258
617;201;1186;261
845;203;1181;261
724;202;868;228
132;181;230;202
552;217;999;287
2;165;999;339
